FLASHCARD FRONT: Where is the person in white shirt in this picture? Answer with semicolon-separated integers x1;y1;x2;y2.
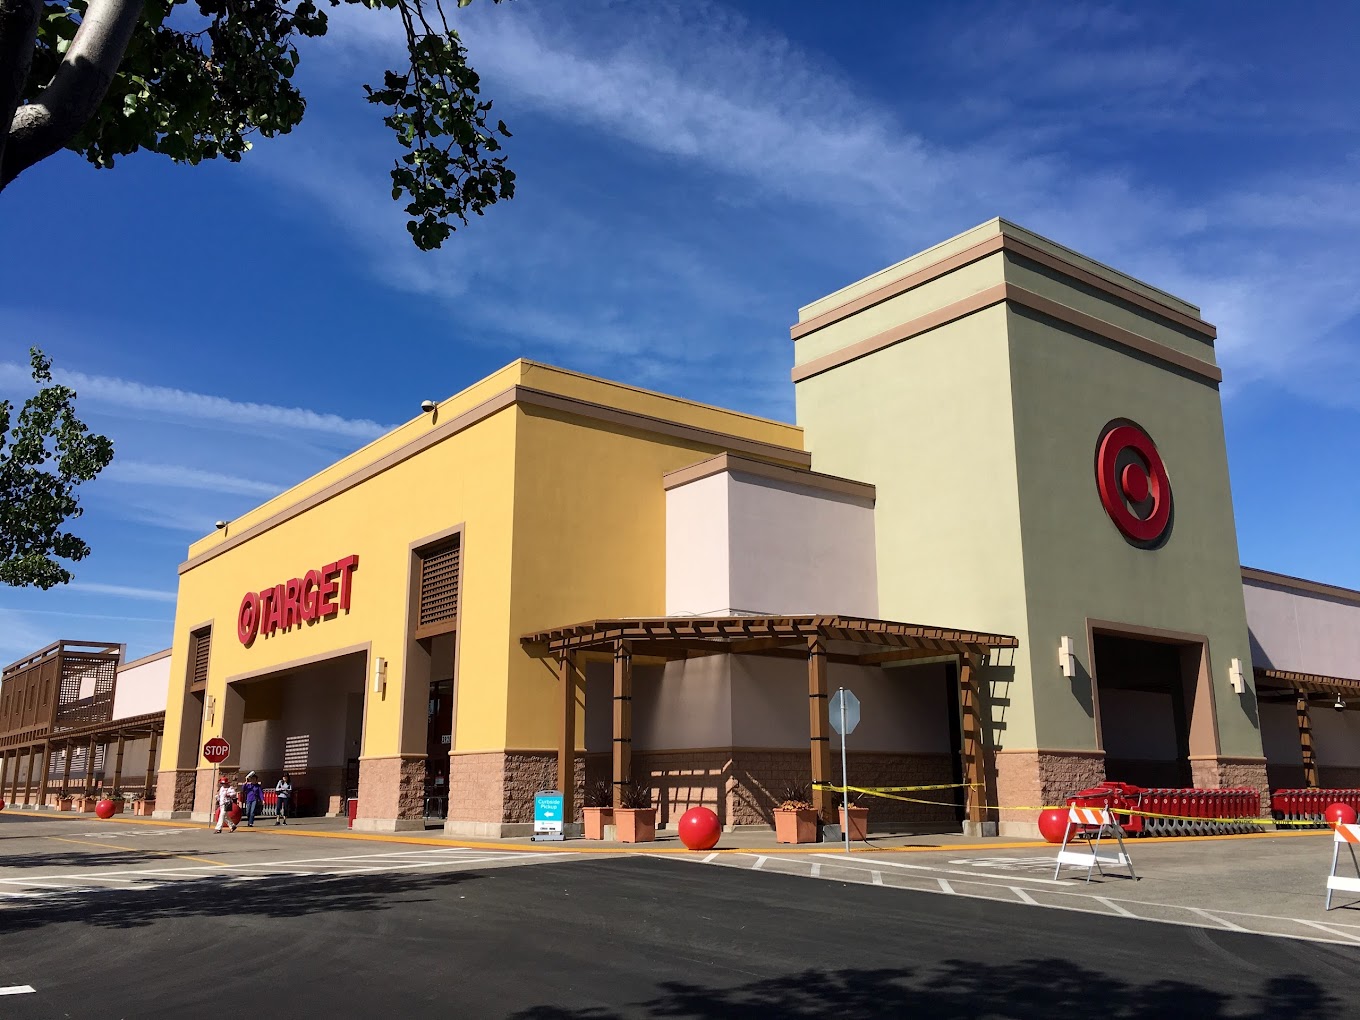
214;777;239;833
274;774;293;826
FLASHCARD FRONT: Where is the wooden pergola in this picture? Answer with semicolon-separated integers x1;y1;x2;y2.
1;710;165;807
1255;666;1360;789
521;615;1019;829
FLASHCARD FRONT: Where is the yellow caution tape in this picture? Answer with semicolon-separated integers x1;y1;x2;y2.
816;782;1333;827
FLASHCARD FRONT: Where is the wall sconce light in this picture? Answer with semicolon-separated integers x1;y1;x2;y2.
204;694;216;724
1059;636;1075;678
372;656;387;696
1229;658;1246;694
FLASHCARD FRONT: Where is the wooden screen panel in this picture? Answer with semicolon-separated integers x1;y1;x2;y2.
416;539;460;638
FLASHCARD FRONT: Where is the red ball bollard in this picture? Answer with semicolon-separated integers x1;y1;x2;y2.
1038;808;1068;844
0;799;6;811
1325;803;1358;828
678;806;721;850
94;798;117;820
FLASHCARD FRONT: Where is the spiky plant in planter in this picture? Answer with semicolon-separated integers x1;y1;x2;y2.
832;788;870;842
775;783;819;844
615;781;656;843
582;780;615;840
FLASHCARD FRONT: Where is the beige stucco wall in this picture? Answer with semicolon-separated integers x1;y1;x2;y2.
664;474;733;615
113;652;170;720
794;218;1261;769
795;301;1034;748
1244;578;1360;679
665;468;878;617
1004;302;1259;759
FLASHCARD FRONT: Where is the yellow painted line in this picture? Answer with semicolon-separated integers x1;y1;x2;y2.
44;834;228;868
9;809;1337;854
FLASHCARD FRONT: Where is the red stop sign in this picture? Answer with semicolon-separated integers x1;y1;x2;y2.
202;737;231;764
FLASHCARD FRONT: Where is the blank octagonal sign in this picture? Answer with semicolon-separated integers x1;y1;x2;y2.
1094;419;1173;548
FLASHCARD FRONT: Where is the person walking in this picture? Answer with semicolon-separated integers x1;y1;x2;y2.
274;774;292;826
213;777;239;833
242;772;264;827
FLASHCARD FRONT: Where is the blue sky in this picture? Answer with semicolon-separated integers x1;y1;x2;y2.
2;1;1358;660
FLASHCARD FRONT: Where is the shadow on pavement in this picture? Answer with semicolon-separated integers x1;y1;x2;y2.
509;962;1340;1020
0;869;476;933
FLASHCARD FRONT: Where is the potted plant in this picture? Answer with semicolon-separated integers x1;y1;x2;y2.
56;793;74;811
582;780;614;840
614;782;656;843
131;794;155;816
835;790;869;842
774;784;819;844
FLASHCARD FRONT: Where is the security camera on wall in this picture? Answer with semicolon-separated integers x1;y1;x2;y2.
1335;695;1348;713
420;400;437;414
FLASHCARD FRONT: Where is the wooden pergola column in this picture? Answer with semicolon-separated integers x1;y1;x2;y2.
555;652;577;826
21;748;34;805
612;640;633;810
808;636;833;822
111;734;126;796
60;743;73;797
36;743;51;806
143;730;160;800
1297;693;1319;788
83;736;97;793
959;655;986;827
7;750;20;803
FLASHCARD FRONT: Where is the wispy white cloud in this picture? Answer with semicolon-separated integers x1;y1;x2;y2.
66;582;178;603
0;362;394;441
101;459;284;498
294;0;1360;411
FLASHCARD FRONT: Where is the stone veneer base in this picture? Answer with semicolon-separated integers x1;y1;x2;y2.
351;817;427;833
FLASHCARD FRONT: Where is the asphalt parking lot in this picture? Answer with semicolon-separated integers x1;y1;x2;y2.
1;813;1358;1018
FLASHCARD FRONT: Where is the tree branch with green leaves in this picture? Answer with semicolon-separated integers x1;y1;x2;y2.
0;348;114;589
0;0;514;249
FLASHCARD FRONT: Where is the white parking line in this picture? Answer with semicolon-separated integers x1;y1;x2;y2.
936;878;955;895
1095;896;1137;918
871;871;883;886
1012;887;1039;905
0;985;35;996
1187;908;1250;932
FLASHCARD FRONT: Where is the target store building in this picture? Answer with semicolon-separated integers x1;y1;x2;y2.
152;218;1360;837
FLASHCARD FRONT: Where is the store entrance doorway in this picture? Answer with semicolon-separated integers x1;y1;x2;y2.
426;679;453;818
1093;631;1211;789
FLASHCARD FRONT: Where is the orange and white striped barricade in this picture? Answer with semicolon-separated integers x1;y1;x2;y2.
1053;806;1137;883
1325;822;1360;911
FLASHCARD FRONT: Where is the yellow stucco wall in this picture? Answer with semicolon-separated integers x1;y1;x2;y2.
162;360;805;776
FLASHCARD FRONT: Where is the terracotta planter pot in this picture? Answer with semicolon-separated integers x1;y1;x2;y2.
614;807;657;844
57;798;73;812
839;806;869;841
774;808;819;844
133;800;156;817
583;806;613;840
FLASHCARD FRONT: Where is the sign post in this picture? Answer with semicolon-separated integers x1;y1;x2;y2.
533;789;565;842
202;738;231;825
828;688;860;855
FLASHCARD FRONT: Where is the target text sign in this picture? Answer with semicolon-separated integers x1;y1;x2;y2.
237;555;359;645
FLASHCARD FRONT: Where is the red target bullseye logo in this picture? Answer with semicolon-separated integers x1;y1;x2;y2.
1096;420;1172;546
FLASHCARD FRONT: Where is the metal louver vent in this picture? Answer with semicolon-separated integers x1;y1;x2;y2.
418;539;461;633
192;629;211;685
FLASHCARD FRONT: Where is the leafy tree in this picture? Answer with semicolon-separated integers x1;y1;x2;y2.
0;0;513;250
0;348;114;589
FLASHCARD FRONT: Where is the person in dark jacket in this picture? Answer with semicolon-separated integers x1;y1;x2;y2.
242;772;265;827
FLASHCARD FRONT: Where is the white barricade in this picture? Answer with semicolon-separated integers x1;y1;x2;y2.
1054;806;1137;883
1325;822;1360;911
